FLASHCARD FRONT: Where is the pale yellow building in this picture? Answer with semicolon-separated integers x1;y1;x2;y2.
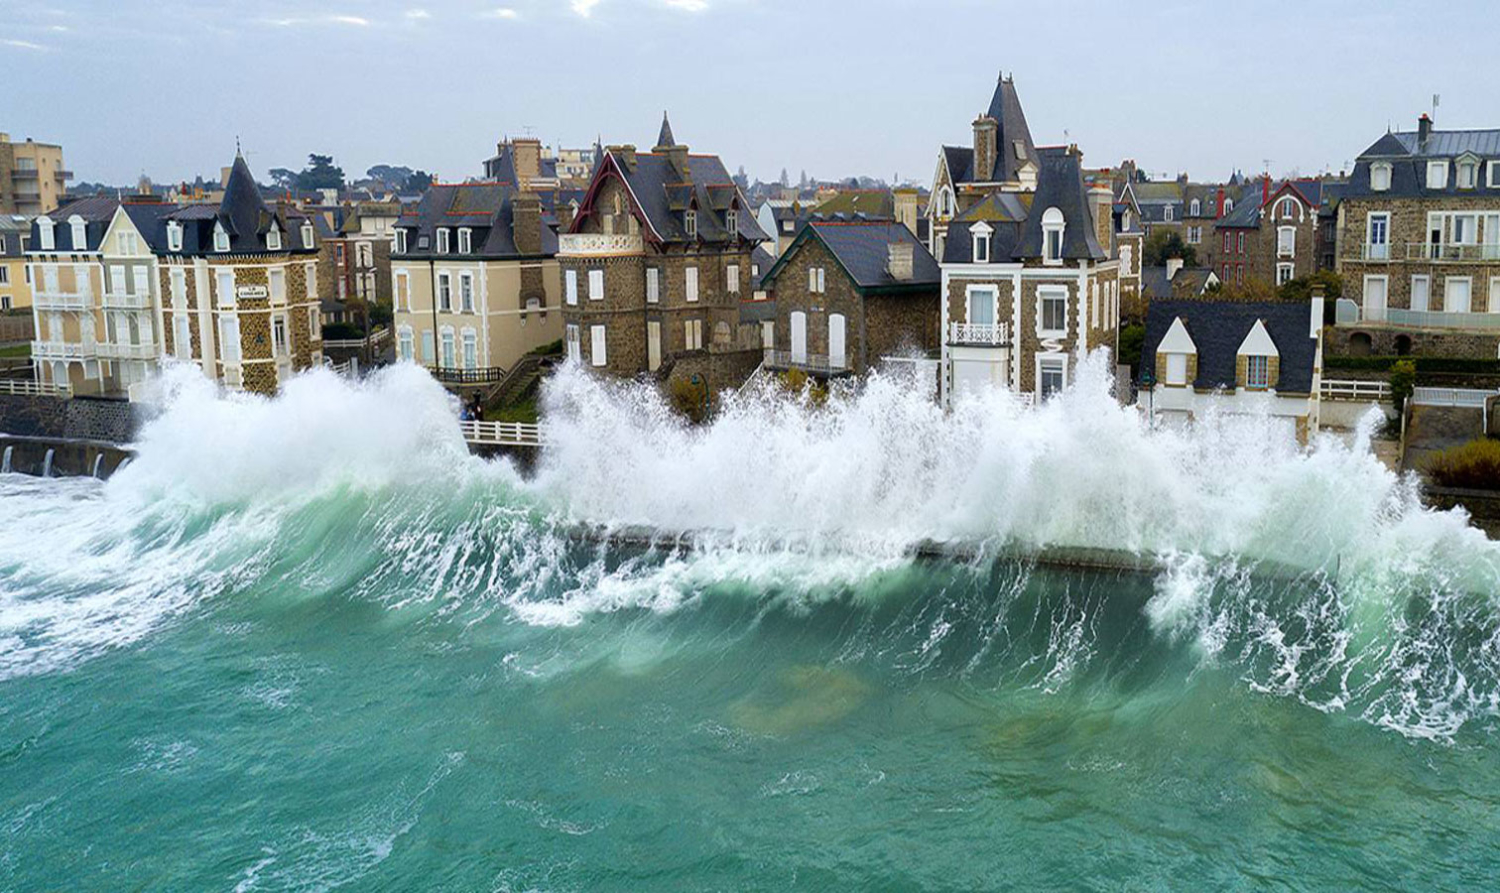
0;133;71;216
0;215;31;311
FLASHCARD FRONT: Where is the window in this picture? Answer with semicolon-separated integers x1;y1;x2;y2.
566;324;580;362
1190;199;1201;216
726;209;737;234
967;285;996;326
1237;233;1245;253
133;266;149;298
1038;285;1068;337
1277;226;1295;257
1370;162;1392;192
174;315;192;359
647;267;660;303
761;320;774;349
109;265;126;295
1038;357;1066;399
684;210;697;239
1367;213;1390;260
590;324;607;366
1163;205;1174;222
305;262;318;299
70;216;86;249
727;263;740;293
587;268;604;301
1188;226;1201;245
685;265;699;302
1427;160;1448;190
685;318;703;350
38;217;55;250
170;268;186;306
565;269;578;305
1445;277;1473;313
1411;274;1431;312
309;306;321;340
266;226;282;251
1244;355;1270;389
219;316;241;364
783;220;795;233
973;229;989;262
0;268;7;286
1458;160;1478;190
1223;232;1232;253
394;229;407;254
421;329;434;363
462;329;477;370
1042;207;1065;263
302;223;315;248
1489;161;1500;188
440;328;456;367
269;268;286;304
119;232;139;255
271;314;289;357
74;263;91;296
437;272;452;311
214;222;230;252
1165;352;1188;385
458;228;472;253
1276;197;1297;220
394;270;409;310
1277;263;1295;285
436;228;450;254
1363;275;1388;321
398;326;414;361
216;269;235;307
459;273;474;312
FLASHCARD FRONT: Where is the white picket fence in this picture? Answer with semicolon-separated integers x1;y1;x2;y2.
323;328;391;351
1320;379;1391;402
0;379;71;398
1411;387;1496;408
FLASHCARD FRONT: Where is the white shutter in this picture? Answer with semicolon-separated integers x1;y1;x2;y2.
565;270;578;305
588;268;604;301
685;266;699;302
727;264;740;293
790;311;807;362
590;324;607;366
828;313;846;369
647;267;660;303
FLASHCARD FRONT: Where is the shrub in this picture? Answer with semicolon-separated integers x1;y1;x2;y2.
530;339;563;357
321;322;362;340
1325;356;1500;374
1118;324;1145;374
669;376;710;423
1425;438;1500;490
1389;359;1416;412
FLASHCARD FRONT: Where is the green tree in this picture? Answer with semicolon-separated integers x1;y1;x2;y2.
296;154;345;191
1118;324;1146;376
1278;269;1343;302
1143;229;1198;268
1390;359;1417;413
403;170;433;193
366;164;414;187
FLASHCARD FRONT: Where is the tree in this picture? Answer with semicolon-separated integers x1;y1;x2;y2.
403;170;433;193
268;168;298;190
366;164;414;188
1205;277;1279;302
296;154;345;191
799;169;808;188
1278;269;1343;303
1143;229;1198;268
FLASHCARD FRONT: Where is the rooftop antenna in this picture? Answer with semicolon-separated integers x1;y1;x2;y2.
1432;93;1441;120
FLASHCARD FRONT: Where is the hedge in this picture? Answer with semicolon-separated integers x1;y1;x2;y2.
1324;356;1500;374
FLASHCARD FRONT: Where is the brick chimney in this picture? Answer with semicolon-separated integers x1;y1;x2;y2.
1261;174;1270;207
1418;113;1433;149
887;240;914;281
1088;182;1113;255
893;187;919;236
1166;257;1184;280
512;138;542;189
608;145;636;172
512;190;542;256
1215;186;1225;219
972;115;998;182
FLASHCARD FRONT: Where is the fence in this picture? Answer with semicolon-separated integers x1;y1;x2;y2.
459;420;544;446
322;328;391;351
1320;379;1391;402
1412;387;1496;408
0;379;70;398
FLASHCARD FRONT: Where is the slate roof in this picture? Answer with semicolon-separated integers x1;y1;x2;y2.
0;215;29;258
1140;265;1216;301
1217;193;1263;228
1141;299;1317;394
394;183;559;260
941;148;1107;264
29;195;119;252
157;155;318;256
750;244;775;290
1346;125;1500;200
764;221;939;293
483;143;560;183
586;143;766;246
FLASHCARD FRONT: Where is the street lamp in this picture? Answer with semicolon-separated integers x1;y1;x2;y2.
1140;368;1155;429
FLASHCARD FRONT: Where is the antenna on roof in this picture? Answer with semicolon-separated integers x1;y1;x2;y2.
1432;93;1441;120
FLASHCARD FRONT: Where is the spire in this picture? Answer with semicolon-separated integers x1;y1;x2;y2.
655;111;676;150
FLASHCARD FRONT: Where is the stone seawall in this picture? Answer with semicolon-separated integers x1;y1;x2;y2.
0;434;135;479
0;394;148;443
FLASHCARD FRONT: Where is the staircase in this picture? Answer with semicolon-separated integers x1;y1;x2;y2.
488;355;547;410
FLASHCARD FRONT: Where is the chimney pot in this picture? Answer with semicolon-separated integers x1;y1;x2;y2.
972;115;998;182
887;240;914;281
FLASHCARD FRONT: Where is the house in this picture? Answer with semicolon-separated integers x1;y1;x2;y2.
557;113;766;386
0;133;71;216
1332;113;1500;357
932;75;1121;403
326;200;401;313
1139;296;1324;434
759;220;940;376
1210;177;1323;288
1140;260;1220;303
0;215;31;311
390;181;564;377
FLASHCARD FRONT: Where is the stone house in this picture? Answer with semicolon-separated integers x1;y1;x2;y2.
1332;114;1500;358
1141;260;1220;305
1139;296;1324;435
558;114;766;382
390;182;564;378
759;221;940;376
1209;178;1323;288
327;200;400;313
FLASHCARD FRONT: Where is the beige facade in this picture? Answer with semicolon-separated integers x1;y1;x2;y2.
0;134;70;216
392;258;563;372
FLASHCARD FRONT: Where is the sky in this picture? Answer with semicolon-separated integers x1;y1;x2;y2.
2;0;1495;189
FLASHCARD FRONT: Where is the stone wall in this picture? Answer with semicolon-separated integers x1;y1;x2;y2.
1325;324;1500;359
0;393;144;443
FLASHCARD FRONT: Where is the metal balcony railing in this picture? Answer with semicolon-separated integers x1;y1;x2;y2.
1403;243;1500;262
762;348;849;375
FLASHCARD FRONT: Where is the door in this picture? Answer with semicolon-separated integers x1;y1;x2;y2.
1363;276;1387;322
790;311;807;363
1445;278;1472;314
647;320;662;371
828;313;847;370
1411;275;1430;313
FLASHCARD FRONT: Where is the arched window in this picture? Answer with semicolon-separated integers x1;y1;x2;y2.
69;215;87;250
1041;207;1065;263
213;221;230;252
1190;198;1201;216
37;216;55;251
1277;196;1298;220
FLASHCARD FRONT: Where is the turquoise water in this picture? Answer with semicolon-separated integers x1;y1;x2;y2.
4;364;1500;889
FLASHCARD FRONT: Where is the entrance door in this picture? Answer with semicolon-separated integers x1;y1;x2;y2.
828;313;846;370
790;311;807;363
1363;276;1387;322
1445;278;1472;314
647;320;661;371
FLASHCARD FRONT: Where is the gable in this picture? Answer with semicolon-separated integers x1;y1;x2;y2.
1236;319;1278;357
1158;316;1197;354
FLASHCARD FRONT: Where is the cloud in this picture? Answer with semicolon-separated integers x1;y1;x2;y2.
328;15;371;25
662;0;708;9
264;14;371;27
405;8;431;18
483;7;519;18
571;0;601;17
2;39;46;50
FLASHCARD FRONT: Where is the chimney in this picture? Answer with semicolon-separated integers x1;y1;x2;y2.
1310;285;1326;338
1177;172;1188;187
1261;174;1270;207
558;200;578;232
972;115;998;181
1215;186;1225;218
1088;183;1113;255
1418;113;1433;149
512;138;542;189
512;190;542;256
1166;257;1184;280
893;187;919;236
887;240;914;281
608;144;636;172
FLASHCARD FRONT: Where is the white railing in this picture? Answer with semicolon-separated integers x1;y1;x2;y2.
1320;378;1391;401
949;322;1010;346
1404;243;1500;262
30;340;86;360
1412;387;1497;408
460;419;544;446
101;291;151;309
0;378;70;398
93;342;158;360
557;233;644;256
31;292;90;311
1350;243;1391;261
323;328;390;351
762;348;850;375
1386;308;1500;330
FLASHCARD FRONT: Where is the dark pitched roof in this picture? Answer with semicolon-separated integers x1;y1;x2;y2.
482;143;560;183
941;149;1106;264
1216;192;1263;228
765;221;939;292
1346;126;1500;200
750;244;774;289
393;183;558;260
30;196;119;252
587;149;766;246
655;112;675;149
982;76;1037;183
1140;265;1215;300
942;145;974;184
1141;299;1317;393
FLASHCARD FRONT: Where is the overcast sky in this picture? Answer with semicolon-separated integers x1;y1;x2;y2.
2;0;1493;189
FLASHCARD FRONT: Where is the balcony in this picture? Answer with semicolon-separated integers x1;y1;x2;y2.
762;348;849;376
94;342;158;360
55;170;74;180
101;290;151;309
1347;243;1392;262
31;340;87;360
557;233;643;256
1384;308;1500;330
32;292;90;311
949;321;1010;346
10;169;38;181
1403;243;1500;263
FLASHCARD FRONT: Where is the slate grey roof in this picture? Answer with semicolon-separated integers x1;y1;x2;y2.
1391;129;1500;158
155;155;318;257
589;147;766;246
944;148;1106;264
764;221;938;293
0;215;31;257
394;183;560;260
1140;265;1215;301
750;244;774;290
1217;193;1263;228
1141;299;1317;394
29;196;119;252
981;77;1037;183
655;112;675;149
1345;126;1500;200
482;143;560;183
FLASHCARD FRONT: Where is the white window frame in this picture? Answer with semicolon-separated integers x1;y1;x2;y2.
1489;161;1500;189
685;265;699;302
1276;263;1295;286
268;267;286;304
394;229;407;254
219;315;242;365
174;314;192;360
459;272;474;312
1366;212;1390;260
69;216;86;249
166;222;183;252
1036;354;1067;400
566;323;580;362
587;268;604;301
309;306;321;340
397;325;414;361
685;318;703;351
301;223;314;248
725;209;737;235
394;270;409;311
1362;274;1389;321
436;228;450;254
437;271;452;311
1277;226;1296;257
170;267;187;307
458;228;472;254
213;222;230;253
1444;276;1473;314
1190;198;1201;216
461;328;478;370
646;267;660;303
727;263;740;294
216;268;235;308
1164;351;1188;386
684;209;697;239
271;312;289;357
1370;162;1392;192
305;261;318;299
1458;160;1478;190
266;226;282;251
565;269;578;305
1037;284;1069;338
973;230;989;262
1426;160;1448;190
440;326;456;368
37;218;55;251
1187;225;1201;245
590;324;607;366
1042;207;1065;265
1411;274;1431;312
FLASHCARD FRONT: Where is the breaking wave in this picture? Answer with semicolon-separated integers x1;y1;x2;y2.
1;354;1498;739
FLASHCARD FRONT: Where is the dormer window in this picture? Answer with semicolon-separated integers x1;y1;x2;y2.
266;225;282;251
1457;156;1479;189
1224;198;1234;212
1122;211;1131;230
37;217;54;251
436;228;450;254
1490;161;1500;188
69;215;86;250
725;209;737;236
167;221;183;252
1427;160;1448;190
685;209;697;239
1163;205;1174;222
1041;207;1065;264
394;229;407;254
1190;198;1201;216
971;222;992;263
301;222;314;247
458;227;472;254
1370;162;1392;192
213;221;230;252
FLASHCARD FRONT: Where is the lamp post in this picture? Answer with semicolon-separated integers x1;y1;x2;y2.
1140;368;1155;429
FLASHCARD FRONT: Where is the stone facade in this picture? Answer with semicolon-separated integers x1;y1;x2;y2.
1337;195;1500;315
